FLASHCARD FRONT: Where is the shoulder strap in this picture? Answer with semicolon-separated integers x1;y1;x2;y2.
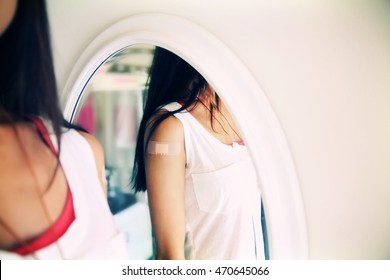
28;117;59;157
160;102;183;112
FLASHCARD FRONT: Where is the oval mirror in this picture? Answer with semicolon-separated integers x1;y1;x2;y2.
61;13;308;260
71;44;270;260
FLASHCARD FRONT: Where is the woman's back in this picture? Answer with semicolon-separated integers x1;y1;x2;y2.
0;122;68;250
0;120;128;259
0;0;128;259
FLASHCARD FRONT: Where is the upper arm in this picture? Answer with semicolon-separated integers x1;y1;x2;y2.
78;131;107;197
145;115;186;260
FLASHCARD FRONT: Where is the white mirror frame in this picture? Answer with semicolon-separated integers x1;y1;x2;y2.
61;13;308;259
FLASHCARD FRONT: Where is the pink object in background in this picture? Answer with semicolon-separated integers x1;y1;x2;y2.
114;104;137;147
76;94;96;134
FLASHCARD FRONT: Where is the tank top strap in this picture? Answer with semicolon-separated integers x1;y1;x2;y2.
28;116;58;157
160;102;183;113
159;102;194;132
8;116;76;256
159;102;195;166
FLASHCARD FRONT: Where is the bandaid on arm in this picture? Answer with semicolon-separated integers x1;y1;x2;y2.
147;141;181;156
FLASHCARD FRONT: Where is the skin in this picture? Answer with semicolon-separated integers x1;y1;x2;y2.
146;115;186;259
0;0;17;35
145;87;242;259
0;123;69;248
0;123;107;249
0;0;107;249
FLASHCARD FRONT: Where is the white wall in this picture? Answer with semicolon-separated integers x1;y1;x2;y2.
47;0;390;259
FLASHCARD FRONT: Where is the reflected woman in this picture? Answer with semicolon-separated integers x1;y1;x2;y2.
132;47;264;260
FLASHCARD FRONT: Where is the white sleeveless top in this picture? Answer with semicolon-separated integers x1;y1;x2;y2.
0;127;128;259
162;102;264;260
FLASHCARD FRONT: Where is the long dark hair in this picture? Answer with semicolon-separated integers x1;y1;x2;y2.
132;47;211;192
0;0;83;146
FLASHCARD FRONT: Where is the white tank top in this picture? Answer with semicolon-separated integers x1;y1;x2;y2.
0;127;128;259
162;102;264;260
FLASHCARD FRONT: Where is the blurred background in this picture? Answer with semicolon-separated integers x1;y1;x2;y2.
74;44;155;259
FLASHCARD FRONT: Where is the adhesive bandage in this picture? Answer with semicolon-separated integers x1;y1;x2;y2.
147;141;181;156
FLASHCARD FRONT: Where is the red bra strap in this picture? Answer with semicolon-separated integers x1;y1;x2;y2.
28;117;59;157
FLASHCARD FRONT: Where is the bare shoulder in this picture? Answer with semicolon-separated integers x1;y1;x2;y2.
148;114;184;142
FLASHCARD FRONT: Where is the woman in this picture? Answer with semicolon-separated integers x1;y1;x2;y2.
132;47;264;259
0;0;127;259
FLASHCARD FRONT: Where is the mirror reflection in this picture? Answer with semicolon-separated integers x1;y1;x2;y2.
132;46;265;260
73;45;268;260
73;45;155;259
